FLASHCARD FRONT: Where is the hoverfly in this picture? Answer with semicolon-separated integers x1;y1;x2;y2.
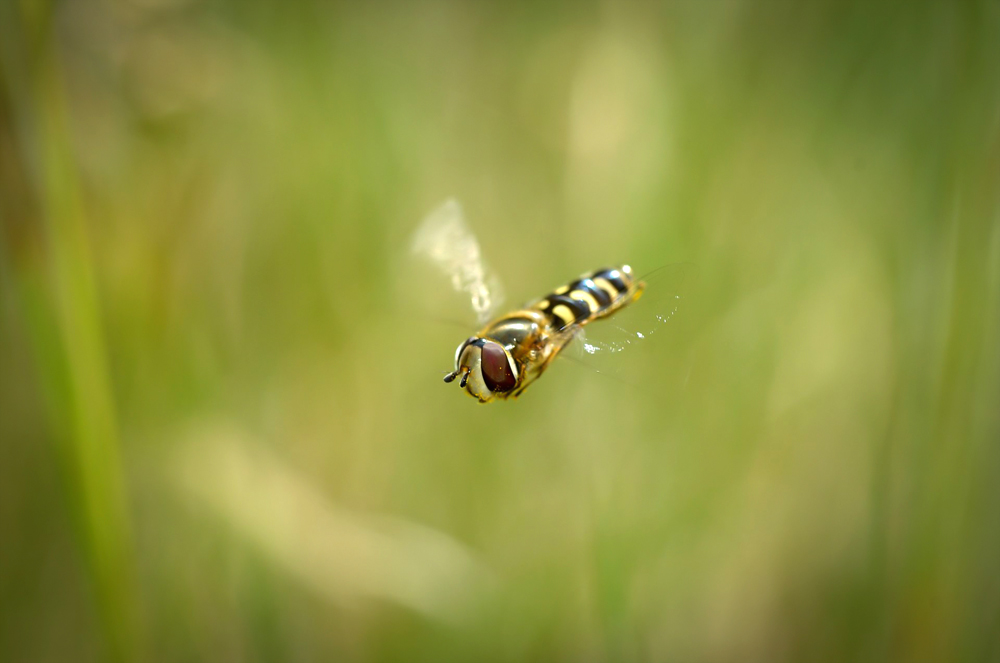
412;199;680;404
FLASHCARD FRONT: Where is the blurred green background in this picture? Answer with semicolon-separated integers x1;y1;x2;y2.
2;1;999;661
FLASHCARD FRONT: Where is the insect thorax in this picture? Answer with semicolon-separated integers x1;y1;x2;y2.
480;312;548;367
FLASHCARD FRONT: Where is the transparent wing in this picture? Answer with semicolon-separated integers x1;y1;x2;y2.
565;262;694;370
411;199;505;326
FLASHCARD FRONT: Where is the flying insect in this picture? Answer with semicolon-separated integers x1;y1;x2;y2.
412;199;675;403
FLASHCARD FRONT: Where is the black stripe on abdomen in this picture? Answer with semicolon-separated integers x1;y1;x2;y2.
539;294;592;330
567;278;612;308
590;268;629;294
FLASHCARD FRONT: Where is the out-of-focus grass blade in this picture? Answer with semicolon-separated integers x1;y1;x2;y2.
172;424;495;623
0;4;141;661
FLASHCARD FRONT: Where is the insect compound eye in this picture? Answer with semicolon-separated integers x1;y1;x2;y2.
480;342;517;392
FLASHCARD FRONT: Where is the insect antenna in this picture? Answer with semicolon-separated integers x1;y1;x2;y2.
459;369;470;388
443;370;458;383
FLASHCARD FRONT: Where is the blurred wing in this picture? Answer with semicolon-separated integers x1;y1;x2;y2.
411;199;505;325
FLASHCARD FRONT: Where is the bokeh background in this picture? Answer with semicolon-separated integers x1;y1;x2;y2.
2;1;999;661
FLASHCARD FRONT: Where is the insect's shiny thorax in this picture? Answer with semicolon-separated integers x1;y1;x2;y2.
482;314;545;360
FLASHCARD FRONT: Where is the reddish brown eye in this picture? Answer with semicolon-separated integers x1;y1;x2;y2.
481;342;517;392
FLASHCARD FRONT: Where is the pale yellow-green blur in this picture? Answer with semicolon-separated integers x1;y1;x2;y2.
2;2;999;661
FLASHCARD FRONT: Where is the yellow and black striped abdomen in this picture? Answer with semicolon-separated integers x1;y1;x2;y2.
533;265;641;331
